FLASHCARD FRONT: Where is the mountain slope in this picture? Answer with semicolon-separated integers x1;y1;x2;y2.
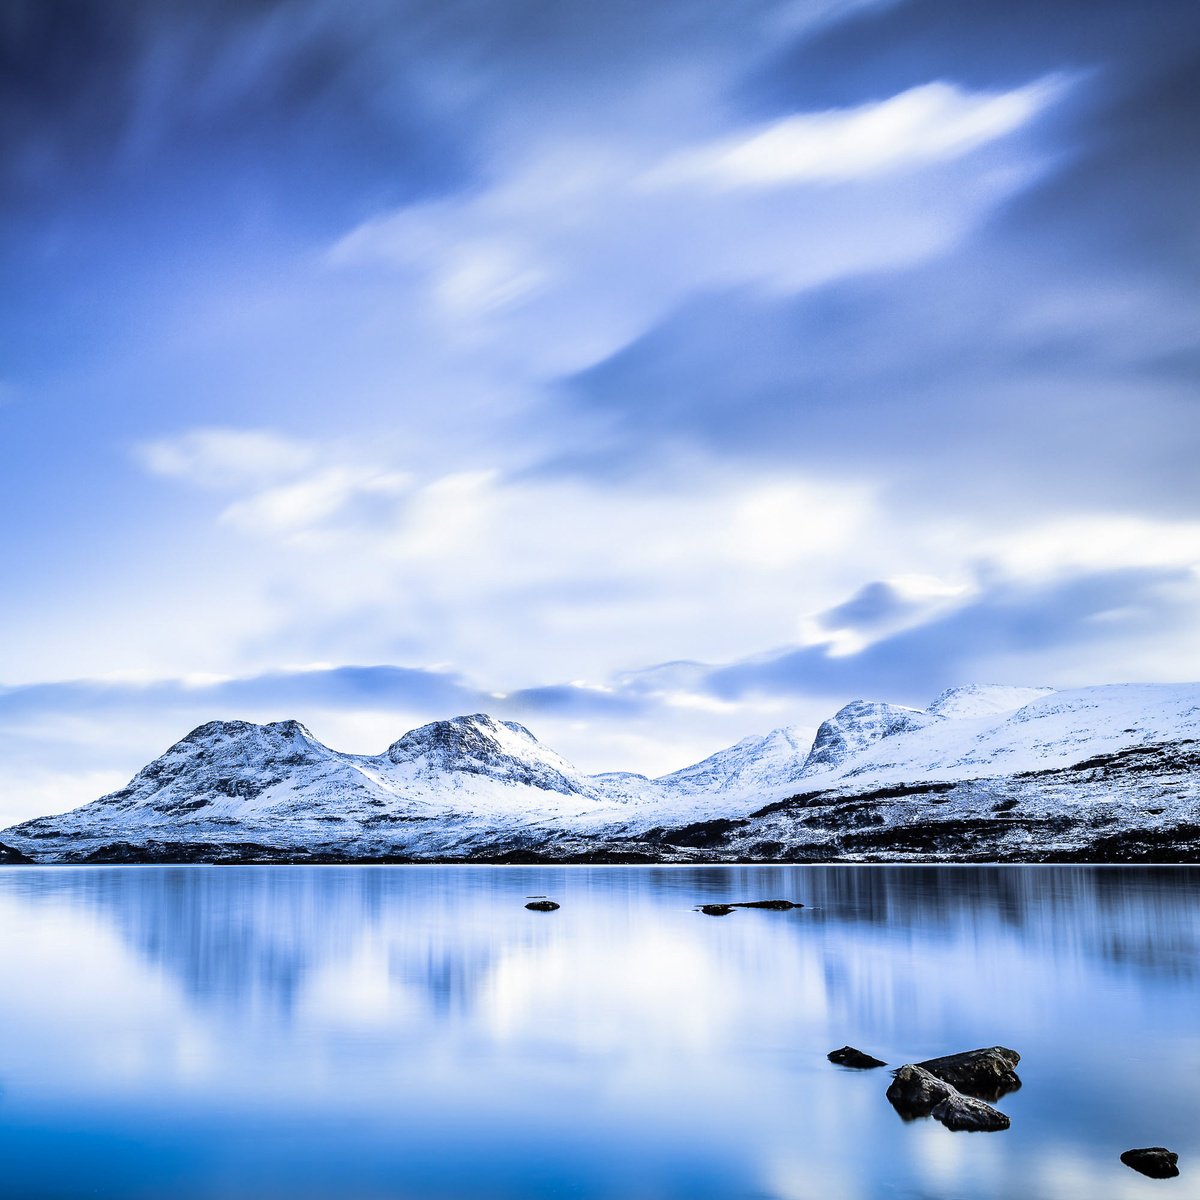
3;683;1197;863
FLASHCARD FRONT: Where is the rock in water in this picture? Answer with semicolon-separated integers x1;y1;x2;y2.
887;1066;952;1118
1121;1148;1180;1179
931;1092;1011;1132
729;900;804;910
524;900;560;911
887;1065;1009;1132
828;1046;887;1069
915;1046;1021;1100
699;904;735;916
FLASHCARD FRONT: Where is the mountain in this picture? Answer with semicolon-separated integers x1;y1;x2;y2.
3;683;1197;863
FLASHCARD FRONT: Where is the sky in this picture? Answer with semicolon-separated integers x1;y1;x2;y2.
2;0;1198;823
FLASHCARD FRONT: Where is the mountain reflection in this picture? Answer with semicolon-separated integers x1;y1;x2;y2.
2;865;1195;1021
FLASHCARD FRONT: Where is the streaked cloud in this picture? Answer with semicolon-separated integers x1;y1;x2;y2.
649;77;1065;188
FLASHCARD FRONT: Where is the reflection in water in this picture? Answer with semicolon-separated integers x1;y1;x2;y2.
0;866;1196;1199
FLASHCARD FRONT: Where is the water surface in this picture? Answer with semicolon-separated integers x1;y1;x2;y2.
0;865;1196;1199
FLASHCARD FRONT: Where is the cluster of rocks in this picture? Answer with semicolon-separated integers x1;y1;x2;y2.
829;1044;1020;1133
828;1043;1181;1175
525;896;806;915
697;899;805;917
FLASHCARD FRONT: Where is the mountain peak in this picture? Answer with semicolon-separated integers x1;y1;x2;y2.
386;713;538;761
383;713;587;795
803;700;934;772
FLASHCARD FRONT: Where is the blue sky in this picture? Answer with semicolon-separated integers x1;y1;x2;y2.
2;0;1198;822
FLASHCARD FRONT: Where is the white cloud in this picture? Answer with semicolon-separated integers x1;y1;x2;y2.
650;77;1067;188
135;428;413;537
136;427;319;489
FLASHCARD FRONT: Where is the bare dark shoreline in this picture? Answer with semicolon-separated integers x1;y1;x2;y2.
3;837;1197;867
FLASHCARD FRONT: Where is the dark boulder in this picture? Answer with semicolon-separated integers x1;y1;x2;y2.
828;1046;887;1069
931;1091;1011;1132
887;1065;1009;1131
915;1046;1021;1100
729;900;804;910
524;900;560;912
1121;1148;1179;1179
887;1065;952;1118
699;904;735;916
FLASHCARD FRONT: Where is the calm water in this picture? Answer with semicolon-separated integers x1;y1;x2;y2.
0;866;1196;1199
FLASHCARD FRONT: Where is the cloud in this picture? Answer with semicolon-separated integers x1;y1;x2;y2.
328;71;1060;376
651;77;1064;188
135;428;412;536
136;428;319;488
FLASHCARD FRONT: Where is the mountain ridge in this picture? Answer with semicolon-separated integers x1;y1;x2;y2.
4;683;1197;864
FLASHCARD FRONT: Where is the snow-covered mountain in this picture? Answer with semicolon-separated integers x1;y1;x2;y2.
3;684;1197;863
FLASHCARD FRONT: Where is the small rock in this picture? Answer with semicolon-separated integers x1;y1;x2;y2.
729;899;805;910
524;900;560;911
1121;1148;1180;1179
699;904;735;916
915;1046;1021;1100
828;1046;887;1069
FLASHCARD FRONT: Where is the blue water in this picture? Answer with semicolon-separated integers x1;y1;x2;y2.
0;865;1196;1199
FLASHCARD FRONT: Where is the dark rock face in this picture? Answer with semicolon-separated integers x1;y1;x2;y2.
524;900;560;911
887;1065;1009;1131
660;818;749;849
1121;1148;1180;1178
915;1046;1021;1101
0;841;33;864
699;904;735;916
729;899;804;910
828;1046;887;1069
887;1065;953;1118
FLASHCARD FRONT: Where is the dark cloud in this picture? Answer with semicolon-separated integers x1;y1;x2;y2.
748;0;1199;111
819;581;916;632
0;662;651;748
702;566;1193;704
559;261;1200;515
0;664;482;735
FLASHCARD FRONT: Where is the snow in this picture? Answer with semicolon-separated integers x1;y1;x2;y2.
927;685;1055;720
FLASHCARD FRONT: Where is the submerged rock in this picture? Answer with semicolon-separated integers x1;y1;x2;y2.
828;1046;887;1069
887;1065;1009;1131
699;904;735;916
1121;1148;1180;1179
524;900;560;911
729;899;804;910
915;1046;1021;1100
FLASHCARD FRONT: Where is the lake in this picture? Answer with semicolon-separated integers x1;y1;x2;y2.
0;865;1196;1199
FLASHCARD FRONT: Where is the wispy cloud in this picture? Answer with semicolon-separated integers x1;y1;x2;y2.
649;77;1066;188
